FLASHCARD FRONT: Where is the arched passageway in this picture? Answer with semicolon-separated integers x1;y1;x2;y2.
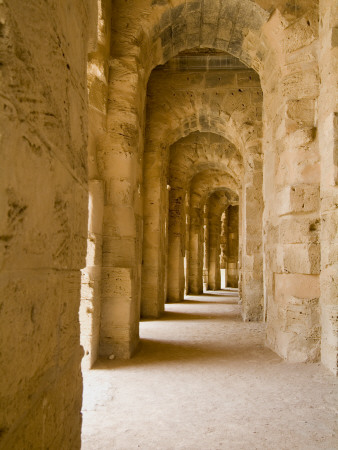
1;0;337;448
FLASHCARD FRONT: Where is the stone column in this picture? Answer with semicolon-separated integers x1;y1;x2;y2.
80;180;104;370
99;59;145;358
220;210;228;289
208;193;226;290
141;146;167;317
263;11;321;362
241;154;263;320
227;205;239;288
318;0;338;375
167;185;186;302
203;206;209;291
188;206;204;294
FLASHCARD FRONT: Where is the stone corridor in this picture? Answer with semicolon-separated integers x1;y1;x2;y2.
1;1;338;448
82;291;338;450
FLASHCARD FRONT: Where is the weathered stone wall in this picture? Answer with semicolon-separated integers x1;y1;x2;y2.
80;0;111;370
318;0;338;375
0;0;93;447
263;6;321;362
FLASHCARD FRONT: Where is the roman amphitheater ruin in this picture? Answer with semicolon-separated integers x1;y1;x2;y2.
0;0;337;448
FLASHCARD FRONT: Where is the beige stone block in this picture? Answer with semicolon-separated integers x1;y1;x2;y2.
283;243;320;274
101;267;132;299
275;273;320;301
279;216;319;244
102;236;136;266
286;99;316;125
277;184;320;216
320;265;338;305
283;296;320;337
103;205;136;237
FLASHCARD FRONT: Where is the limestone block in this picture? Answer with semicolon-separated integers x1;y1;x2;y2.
282;243;320;275
286;99;316;126
320;265;338;305
321;241;338;268
284;13;317;54
101;267;132;300
282;67;319;98
282;296;320;336
321;304;338;375
279;216;319;244
275;273;320;301
277;184;320;216
102;236;136;266
103;205;136;237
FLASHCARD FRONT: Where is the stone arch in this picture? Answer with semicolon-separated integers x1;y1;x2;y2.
142;127;244;315
100;0;322;368
188;171;240;294
167;160;240;303
143;73;263;316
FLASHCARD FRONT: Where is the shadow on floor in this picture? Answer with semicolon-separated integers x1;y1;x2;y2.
91;337;273;370
182;298;238;305
142;309;240;322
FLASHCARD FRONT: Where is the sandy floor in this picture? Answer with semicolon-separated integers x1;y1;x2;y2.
82;291;338;450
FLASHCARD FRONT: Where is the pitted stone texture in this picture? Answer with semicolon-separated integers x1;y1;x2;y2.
0;1;93;447
318;0;338;376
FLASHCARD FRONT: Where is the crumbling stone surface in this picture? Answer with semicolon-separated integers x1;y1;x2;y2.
0;0;94;448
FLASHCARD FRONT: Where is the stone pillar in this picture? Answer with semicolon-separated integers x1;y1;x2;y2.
203;206;209;291
220;210;228;289
238;192;243;300
318;0;338;375
141;147;167;317
81;0;111;369
208;193;226;290
99;59;145;358
80;180;104;370
241;154;263;320
167;185;186;302
227;205;239;287
188;206;204;294
263;10;321;361
0;1;91;447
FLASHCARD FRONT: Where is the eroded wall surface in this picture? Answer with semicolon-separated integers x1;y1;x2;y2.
0;1;93;447
80;0;111;370
318;0;338;375
262;6;322;362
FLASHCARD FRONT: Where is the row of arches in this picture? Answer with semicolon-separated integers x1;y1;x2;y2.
79;0;336;373
2;0;337;447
